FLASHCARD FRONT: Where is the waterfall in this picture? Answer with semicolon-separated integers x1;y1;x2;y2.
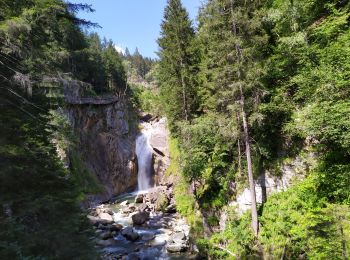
136;128;153;191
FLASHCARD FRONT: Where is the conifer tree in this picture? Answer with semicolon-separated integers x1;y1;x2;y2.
198;0;268;236
157;0;198;128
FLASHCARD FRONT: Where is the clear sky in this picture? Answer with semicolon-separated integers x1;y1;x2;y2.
68;0;203;58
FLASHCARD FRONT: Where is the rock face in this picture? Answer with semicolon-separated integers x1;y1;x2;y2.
139;116;170;186
225;151;317;227
66;99;138;204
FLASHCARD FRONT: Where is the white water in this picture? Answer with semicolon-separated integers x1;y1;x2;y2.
136;126;154;191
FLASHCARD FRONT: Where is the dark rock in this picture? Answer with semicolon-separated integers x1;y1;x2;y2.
128;203;137;211
140;113;153;122
110;223;123;232
100;231;112;240
87;215;99;226
121;227;140;241
132;212;150;225
164;204;176;213
135;194;144;203
99;223;112;230
127;252;140;260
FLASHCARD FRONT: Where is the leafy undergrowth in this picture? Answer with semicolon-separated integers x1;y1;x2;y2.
166;138;204;242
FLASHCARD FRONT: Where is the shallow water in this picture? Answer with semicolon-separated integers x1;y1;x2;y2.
99;192;193;260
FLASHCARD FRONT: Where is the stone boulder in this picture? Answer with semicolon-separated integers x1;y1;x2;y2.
166;231;189;253
135;193;144;203
121;227;140;241
110;223;123;232
166;243;188;253
98;212;114;224
132;211;150;225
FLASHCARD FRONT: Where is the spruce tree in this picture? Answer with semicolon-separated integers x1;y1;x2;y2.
198;0;268;236
157;0;198;129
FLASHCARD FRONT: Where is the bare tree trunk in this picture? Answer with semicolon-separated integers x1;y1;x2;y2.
230;0;259;236
236;112;242;177
240;84;259;236
180;59;188;121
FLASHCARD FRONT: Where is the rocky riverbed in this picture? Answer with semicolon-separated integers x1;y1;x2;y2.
87;183;194;259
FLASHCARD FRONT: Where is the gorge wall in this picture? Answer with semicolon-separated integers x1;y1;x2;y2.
66;98;138;204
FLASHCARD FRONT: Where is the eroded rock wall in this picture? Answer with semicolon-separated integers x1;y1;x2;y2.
67;100;138;203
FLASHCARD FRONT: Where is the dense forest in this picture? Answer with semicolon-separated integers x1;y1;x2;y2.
1;0;349;259
152;0;350;258
0;0;127;258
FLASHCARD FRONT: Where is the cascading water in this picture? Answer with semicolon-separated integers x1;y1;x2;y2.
136;126;154;191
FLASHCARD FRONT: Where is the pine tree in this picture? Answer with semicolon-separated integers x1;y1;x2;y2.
198;0;268;236
157;0;198;128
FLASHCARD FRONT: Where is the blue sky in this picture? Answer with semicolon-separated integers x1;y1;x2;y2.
69;0;203;58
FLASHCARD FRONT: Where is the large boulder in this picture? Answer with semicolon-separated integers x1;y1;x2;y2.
98;212;114;224
166;231;189;253
169;232;186;243
166;243;188;253
121;227;140;241
132;212;150;225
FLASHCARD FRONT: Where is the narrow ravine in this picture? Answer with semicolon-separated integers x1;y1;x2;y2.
87;117;193;260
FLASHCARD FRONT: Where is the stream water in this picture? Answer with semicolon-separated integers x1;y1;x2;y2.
101;192;191;260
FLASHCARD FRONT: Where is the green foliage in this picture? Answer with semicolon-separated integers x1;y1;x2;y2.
123;47;155;83
260;174;350;259
157;0;350;258
157;0;199;128
178;113;236;208
167;138;204;239
0;86;97;259
129;83;162;116
70;151;103;196
207;210;257;259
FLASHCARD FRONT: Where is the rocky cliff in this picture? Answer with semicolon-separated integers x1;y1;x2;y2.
66;97;138;204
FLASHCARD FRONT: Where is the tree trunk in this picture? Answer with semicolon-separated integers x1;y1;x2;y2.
236;112;242;177
230;0;259;236
240;84;259;236
180;59;188;121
